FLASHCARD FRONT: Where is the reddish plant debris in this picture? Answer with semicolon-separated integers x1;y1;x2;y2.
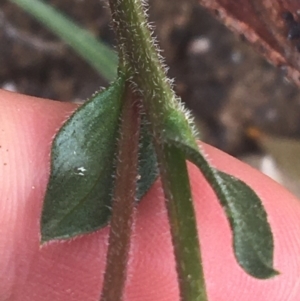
198;0;300;87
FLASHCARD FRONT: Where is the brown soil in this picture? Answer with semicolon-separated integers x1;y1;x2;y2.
1;0;300;156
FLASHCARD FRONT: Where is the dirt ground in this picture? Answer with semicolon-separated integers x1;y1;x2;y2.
2;0;300;157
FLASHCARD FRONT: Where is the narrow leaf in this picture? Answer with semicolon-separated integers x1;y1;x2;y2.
160;104;278;279
11;0;118;81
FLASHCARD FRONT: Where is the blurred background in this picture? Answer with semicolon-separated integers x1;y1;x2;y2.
1;0;300;197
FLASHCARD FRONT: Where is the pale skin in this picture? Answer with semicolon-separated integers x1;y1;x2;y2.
1;89;300;301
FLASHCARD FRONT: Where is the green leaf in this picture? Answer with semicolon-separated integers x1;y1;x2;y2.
160;103;278;279
216;171;278;278
41;76;125;243
11;0;118;81
41;76;158;243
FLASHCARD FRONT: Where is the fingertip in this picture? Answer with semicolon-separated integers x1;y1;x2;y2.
2;89;300;300
0;90;79;299
0;90;77;227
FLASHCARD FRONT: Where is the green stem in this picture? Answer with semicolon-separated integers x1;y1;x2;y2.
100;85;140;301
162;145;208;301
108;0;208;300
108;0;175;131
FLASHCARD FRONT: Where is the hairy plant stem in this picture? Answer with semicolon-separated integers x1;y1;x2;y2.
162;145;208;301
108;0;208;300
100;84;140;301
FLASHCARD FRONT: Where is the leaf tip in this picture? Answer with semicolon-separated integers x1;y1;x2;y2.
264;267;280;279
239;260;280;279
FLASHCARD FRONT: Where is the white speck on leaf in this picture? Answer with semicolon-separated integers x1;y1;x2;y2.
76;166;86;176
